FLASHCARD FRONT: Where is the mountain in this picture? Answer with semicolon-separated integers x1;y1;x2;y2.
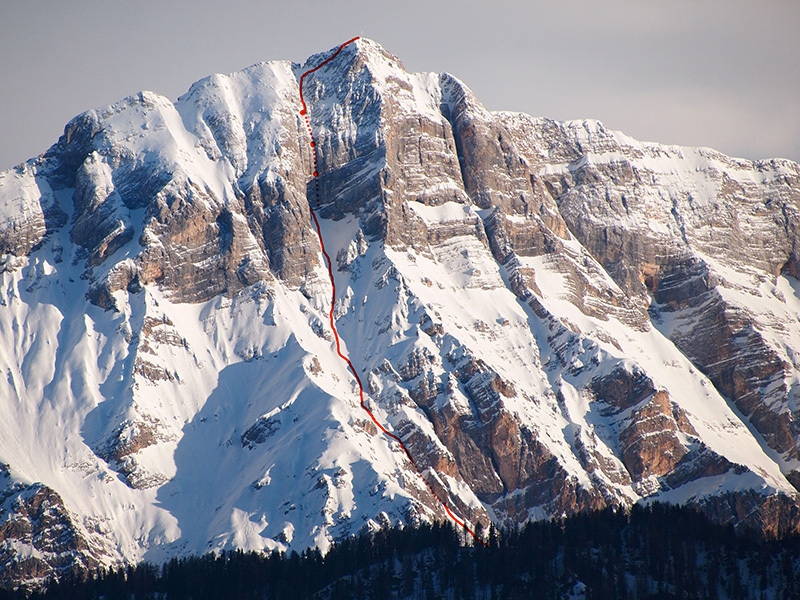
1;37;800;589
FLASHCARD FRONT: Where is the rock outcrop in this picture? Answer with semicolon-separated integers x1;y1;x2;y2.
0;469;104;591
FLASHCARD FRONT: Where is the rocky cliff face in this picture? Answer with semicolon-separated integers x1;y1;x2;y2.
0;465;106;591
499;113;800;464
1;38;800;589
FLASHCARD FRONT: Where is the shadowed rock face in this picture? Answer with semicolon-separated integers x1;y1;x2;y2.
0;479;103;591
2;37;800;589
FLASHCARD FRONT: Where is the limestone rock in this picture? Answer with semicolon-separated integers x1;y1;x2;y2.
1;37;800;589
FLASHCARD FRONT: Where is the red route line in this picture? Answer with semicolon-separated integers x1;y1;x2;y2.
297;37;486;547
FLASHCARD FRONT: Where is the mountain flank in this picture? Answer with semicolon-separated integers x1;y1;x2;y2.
1;38;800;589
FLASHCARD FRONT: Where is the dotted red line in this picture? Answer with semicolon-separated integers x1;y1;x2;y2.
298;37;486;547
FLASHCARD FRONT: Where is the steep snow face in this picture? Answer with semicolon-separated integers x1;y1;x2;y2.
1;38;800;588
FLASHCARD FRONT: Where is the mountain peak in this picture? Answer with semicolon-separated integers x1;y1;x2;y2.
295;37;400;74
1;39;800;590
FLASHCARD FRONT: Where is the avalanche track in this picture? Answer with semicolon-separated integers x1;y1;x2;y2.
297;37;485;546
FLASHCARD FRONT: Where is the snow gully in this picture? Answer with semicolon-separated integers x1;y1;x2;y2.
297;37;486;547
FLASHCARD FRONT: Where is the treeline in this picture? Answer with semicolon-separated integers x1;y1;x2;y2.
4;503;800;599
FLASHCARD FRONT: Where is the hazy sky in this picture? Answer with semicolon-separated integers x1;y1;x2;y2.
2;0;799;170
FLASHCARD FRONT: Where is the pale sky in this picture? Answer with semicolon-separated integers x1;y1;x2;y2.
2;0;799;170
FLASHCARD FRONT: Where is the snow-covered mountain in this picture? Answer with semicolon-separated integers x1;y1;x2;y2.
2;38;800;588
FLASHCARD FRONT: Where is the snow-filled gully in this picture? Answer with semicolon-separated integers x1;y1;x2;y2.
296;37;485;546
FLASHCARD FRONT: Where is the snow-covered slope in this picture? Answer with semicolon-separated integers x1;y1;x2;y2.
1;38;800;588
